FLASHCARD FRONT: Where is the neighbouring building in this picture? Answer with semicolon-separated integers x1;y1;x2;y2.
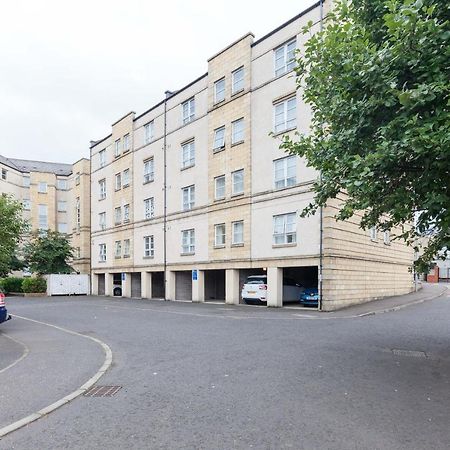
0;155;91;274
88;1;414;310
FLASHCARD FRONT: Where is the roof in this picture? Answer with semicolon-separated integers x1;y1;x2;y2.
0;155;73;176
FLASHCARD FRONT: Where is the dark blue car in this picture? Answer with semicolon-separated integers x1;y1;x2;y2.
0;289;11;324
299;288;319;307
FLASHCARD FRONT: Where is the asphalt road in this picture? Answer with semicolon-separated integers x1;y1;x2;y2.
0;287;449;450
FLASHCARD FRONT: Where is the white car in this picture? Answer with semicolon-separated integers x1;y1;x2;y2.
241;275;304;305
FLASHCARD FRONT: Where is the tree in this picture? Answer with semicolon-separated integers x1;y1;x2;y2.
0;195;27;277
24;230;74;275
281;0;450;271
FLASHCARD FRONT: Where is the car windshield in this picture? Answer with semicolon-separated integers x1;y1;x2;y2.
245;277;267;284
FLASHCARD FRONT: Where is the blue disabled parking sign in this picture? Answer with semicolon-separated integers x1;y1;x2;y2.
192;270;198;281
122;272;126;281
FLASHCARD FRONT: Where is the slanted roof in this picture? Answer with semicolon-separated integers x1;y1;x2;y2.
1;155;72;176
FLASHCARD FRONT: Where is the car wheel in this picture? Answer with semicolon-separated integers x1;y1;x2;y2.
113;287;122;296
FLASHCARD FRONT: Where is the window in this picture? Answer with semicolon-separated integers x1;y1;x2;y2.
99;149;106;168
273;213;297;245
115;173;121;191
213;126;225;150
75;197;81;229
115;139;121;157
123;134;130;152
144;197;154;219
99;212;106;230
57;201;67;212
182;185;195;211
144;235;154;258
274;156;296;189
75;174;81;186
123;169;130;187
215;175;225;200
232;221;244;245
38;182;47;193
274;97;296;133
123;204;130;222
115;240;122;258
214;78;225;103
182;97;195;124
231;118;244;144
370;227;378;241
23;176;30;187
384;230;391;245
232;169;244;195
99;179;106;199
99;244;106;262
214;224;226;247
114;206;122;225
274;38;296;77
232;67;244;94
75;247;81;259
57;179;68;190
181;140;195;169
123;239;131;257
23;199;31;210
58;223;68;233
181;229;195;254
144;121;154;144
38;204;48;229
143;158;154;183
1;168;7;180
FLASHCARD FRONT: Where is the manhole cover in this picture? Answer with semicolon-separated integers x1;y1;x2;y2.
84;385;122;397
392;349;427;358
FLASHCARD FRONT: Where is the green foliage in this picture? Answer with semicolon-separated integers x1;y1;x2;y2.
0;277;24;294
0;195;28;277
282;0;450;271
22;277;47;294
24;230;74;275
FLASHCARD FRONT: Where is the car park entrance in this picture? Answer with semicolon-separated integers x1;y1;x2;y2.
204;270;225;302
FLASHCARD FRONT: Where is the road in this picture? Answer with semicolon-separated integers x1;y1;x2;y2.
0;286;449;449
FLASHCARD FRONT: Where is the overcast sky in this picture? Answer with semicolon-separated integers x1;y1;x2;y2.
0;0;316;164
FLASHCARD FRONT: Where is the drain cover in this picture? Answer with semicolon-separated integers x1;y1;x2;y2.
84;385;122;397
392;349;427;358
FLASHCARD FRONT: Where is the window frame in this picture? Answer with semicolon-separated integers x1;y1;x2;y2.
181;229;195;254
123;204;130;223
143;158;154;184
274;97;297;134
99;243;107;262
99;149;106;168
274;38;296;77
232;220;244;245
182;185;195;211
144;197;155;220
123;134;130;152
144;235;155;258
273;156;297;189
114;240;122;258
213;126;226;151
232;67;245;94
123;239;131;257
182;97;195;125
99;212;106;230
99;179;106;199
122;169;130;187
214;175;226;200
115;173;122;191
114;206;122;225
181;140;195;169
214;223;226;247
231;118;244;145
214;77;225;103
114;139;121;157
273;212;297;245
38;182;48;194
232;169;244;195
144;121;154;144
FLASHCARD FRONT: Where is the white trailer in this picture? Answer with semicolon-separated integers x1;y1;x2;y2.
46;274;90;296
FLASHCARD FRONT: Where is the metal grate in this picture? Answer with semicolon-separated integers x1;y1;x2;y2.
392;349;427;358
84;385;122;397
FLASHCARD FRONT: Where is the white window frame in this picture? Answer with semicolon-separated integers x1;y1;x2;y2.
144;197;155;219
274;38;296;77
144;121;154;144
182;185;195;211
181;229;195;254
123;134;130;152
99;149;106;168
75;197;81;229
115;173;121;191
123;204;130;223
99;179;106;199
181;140;195;169
231;118;244;144
215;175;225;200
115;139;121;157
23;176;30;187
143;158;154;183
114;206;122;225
232;67;245;94
58;223;68;233
213;126;225;150
114;240;122;258
273;213;297;245
370;227;378;241
57;201;67;212
274;156;297;189
144;235;154;258
99;243;106;262
384;230;391;245
182;97;195;125
123;239;131;257
57;179;68;190
214;223;226;247
214;78;225;103
38;182;47;194
38;204;48;230
122;169;130;187
99;212;106;230
232;221;244;245
274;97;296;133
232;169;244;195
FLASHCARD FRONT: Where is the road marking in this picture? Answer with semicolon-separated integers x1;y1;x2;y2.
0;315;113;439
0;334;30;374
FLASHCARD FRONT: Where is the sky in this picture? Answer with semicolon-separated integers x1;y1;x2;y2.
0;0;316;164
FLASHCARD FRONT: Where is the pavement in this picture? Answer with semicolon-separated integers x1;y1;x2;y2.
0;283;449;449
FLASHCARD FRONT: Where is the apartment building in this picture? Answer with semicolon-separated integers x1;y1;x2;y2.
0;155;91;274
90;1;414;310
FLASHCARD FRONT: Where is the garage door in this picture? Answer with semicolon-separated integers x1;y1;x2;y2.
98;274;105;296
131;273;141;298
175;271;192;301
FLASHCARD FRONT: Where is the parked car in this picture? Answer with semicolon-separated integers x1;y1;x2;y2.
0;288;11;324
113;273;122;296
241;275;304;305
299;288;319;307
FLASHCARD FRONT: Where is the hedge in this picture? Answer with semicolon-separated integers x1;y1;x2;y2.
22;277;47;294
0;277;24;294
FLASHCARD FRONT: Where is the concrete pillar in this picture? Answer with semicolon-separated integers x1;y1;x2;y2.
141;272;152;299
166;270;176;301
91;273;98;296
192;270;205;303
122;273;131;298
105;272;113;297
267;267;283;307
225;269;240;305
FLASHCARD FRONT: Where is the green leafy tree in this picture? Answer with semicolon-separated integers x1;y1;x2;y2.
24;230;74;275
281;0;449;271
0;195;27;277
